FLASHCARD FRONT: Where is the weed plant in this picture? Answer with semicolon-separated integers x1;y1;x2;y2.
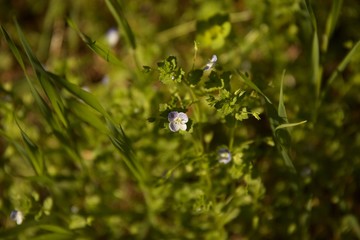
0;0;360;239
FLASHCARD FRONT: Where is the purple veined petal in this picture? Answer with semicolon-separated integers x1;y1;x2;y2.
179;123;187;131
177;112;188;123
168;111;179;122
169;122;180;132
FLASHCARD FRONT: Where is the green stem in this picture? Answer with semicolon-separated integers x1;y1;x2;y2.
229;120;238;151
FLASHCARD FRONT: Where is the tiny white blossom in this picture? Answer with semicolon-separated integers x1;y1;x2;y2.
203;55;217;71
168;111;188;132
218;148;231;164
10;210;24;225
106;28;119;47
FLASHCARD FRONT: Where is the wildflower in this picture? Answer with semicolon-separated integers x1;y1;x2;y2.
218;148;231;164
105;28;119;47
10;210;24;225
203;55;217;71
168;111;188;132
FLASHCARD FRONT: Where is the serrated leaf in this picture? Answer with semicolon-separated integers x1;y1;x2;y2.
157;56;184;84
205;71;223;90
188;69;203;86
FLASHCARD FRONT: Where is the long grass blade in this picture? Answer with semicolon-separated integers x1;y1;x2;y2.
0;26;26;71
324;41;360;94
68;99;108;134
236;70;272;104
15;20;68;128
67;19;123;65
278;70;288;121
105;0;137;50
15;119;45;176
275;121;307;132
303;0;321;99
322;0;343;52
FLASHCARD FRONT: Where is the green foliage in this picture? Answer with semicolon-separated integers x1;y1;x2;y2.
157;56;185;84
1;0;360;239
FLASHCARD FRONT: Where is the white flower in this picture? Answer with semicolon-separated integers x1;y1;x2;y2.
168;111;188;132
10;210;24;225
203;55;217;71
105;28;119;47
218;148;231;164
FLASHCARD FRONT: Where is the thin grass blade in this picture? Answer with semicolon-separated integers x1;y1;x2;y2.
105;0;137;50
0;26;26;71
236;70;272;104
275;121;307;132
15;20;68;128
324;41;360;93
47;72;109;118
278;70;288;121
68;99;108;134
67;19;123;65
15;119;45;176
322;0;343;52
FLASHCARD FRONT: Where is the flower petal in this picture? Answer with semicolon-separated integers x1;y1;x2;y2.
168;111;179;122
179;123;187;131
178;112;188;123
10;210;24;225
169;122;180;132
218;148;231;164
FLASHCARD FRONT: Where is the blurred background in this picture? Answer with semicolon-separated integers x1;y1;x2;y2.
1;0;360;239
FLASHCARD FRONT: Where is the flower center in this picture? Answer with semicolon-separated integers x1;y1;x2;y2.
174;117;184;124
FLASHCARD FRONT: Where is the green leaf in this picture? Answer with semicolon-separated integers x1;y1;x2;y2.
187;69;203;86
157;56;184;84
205;71;223;90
